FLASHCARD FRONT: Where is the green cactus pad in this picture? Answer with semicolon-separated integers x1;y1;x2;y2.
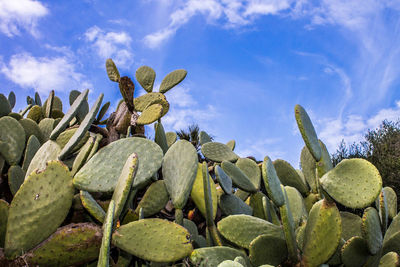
133;92;168;112
316;140;333;177
59;93;103;160
262;156;285;207
71;136;96;176
111;153;138;221
112;218;193;262
217;215;284;249
294;104;321;161
7;165;25;195
285;186;307;227
201;142;239;162
98;199;115;267
74;137;163;192
221;161;257;193
69;90;81;105
226;140;235;151
34;92;42;106
236;158;261;190
0;93;11;117
183;219;199;239
235;188;250;201
27;105;43;123
44;90;55;118
0;116;26;165
362;207;383;255
135;180;169;218
86;134;102;161
96;101;110;123
56;127;90;154
380;252;400;267
340;236;370;267
136;103;163;125
19;118;45;144
191;163;218;220
326;238;345;265
280;186;299;262
383;187;397;220
320;158;382;209
384;212;400;245
217;260;244;267
304;193;319;213
377;189;389;233
159;69;187;94
249;191;267;219
165;131;177;147
273;159;308;196
219;194;253;216
8;112;22;120
199;131;212;145
301;199;341;267
5;161;74;259
249;234;288;266
106;58;120;82
25;140;61;178
50;89;89;140
154;122;168;154
24;223;102;267
383;231;400;256
340;211;362;241
162;140;198;209
136;66;156;92
215;165;233;194
0;200;9;247
7;91;15;109
118;76;135;111
190;247;249;267
262;196;280;225
38;118;56;140
80;191;106;223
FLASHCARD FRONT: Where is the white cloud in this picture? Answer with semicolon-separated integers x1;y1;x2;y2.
161;85;220;131
144;0;295;48
235;138;284;160
0;52;91;94
0;0;48;37
84;26;133;68
316;101;400;154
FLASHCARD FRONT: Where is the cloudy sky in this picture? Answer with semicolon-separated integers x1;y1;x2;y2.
1;0;400;167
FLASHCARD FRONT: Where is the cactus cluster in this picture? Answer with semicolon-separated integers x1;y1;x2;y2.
0;59;399;267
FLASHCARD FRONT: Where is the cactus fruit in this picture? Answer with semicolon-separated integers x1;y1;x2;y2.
0;116;26;165
112;218;193;262
5;161;74;259
320;158;382;209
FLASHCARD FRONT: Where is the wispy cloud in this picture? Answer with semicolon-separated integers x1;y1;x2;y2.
235;138;285;161
0;52;91;94
161;85;220;130
143;0;295;48
316;100;400;154
84;26;133;68
0;0;48;37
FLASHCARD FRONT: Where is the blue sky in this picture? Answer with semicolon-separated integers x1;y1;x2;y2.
1;0;400;167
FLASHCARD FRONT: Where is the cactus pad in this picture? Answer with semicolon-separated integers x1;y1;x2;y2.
136;103;163;125
226;139;235;151
7;165;25;195
80;191;106;223
201;142;239;162
25;140;61;178
112;218;193;262
361;207;383;255
136;66;156;92
165;131;177;147
301;199;341;267
98;200;115;267
219;194;253;216
221;161;257;193
74;137;163;192
340;236;369;267
19;118;44;144
199;131;212;145
236;157;261;190
190;247;249;267
111;153;138;221
285;186;307;227
23;223;102;266
0;93;11;117
273;159;308;196
5;161;74;259
217;215;284;249
280;186;299;262
135;180;169;218
383;187;397;220
162;140;198;209
215;165;233;194
262;156;285;207
340;211;362;241
159;69;187;94
0;200;9;247
27;105;43;123
22;135;41;173
154;122;168;154
379;252;400;266
106;58;120;82
249;234;288;266
133;92;168;112
320;158;382;209
0;116;26;165
294;104;321;161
